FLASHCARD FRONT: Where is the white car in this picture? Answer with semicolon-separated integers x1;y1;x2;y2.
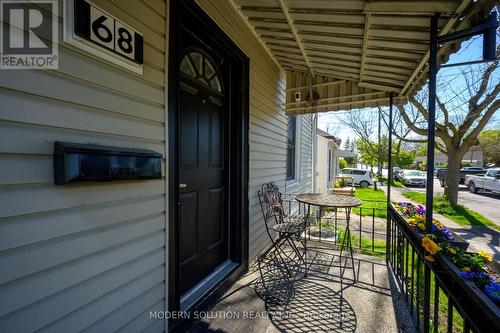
338;168;374;188
465;168;500;194
401;170;426;187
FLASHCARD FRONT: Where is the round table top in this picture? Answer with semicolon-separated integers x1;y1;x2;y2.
295;193;362;208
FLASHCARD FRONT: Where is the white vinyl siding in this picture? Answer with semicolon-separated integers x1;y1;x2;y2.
195;0;313;261
0;1;166;332
0;1;316;331
315;135;330;194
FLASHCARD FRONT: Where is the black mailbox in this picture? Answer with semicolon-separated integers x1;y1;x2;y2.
54;142;162;185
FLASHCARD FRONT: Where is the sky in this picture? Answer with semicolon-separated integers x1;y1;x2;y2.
318;35;500;146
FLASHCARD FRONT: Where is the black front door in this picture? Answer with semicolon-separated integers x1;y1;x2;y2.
168;2;249;321
177;26;229;295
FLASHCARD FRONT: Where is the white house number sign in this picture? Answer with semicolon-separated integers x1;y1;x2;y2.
65;0;144;73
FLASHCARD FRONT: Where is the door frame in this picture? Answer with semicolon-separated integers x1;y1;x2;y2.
167;0;249;320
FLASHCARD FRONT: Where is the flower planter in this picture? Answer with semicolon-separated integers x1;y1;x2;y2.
449;235;469;251
390;202;469;251
436;253;500;327
413;222;469;251
390;202;499;315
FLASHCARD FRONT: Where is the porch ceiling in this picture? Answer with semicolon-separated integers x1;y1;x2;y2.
231;0;496;115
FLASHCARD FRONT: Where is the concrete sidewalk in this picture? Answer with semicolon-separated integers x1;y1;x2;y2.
381;184;500;268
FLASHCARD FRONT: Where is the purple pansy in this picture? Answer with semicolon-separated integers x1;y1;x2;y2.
479;272;496;284
460;271;477;279
460;271;496;284
485;283;500;302
416;205;426;215
441;227;455;240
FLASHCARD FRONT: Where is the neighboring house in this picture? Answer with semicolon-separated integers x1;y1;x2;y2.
415;146;484;168
315;129;356;194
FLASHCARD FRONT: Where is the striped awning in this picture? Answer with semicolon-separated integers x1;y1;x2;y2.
230;0;497;114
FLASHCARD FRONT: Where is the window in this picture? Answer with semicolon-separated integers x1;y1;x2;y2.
180;51;222;93
286;116;297;181
486;169;499;177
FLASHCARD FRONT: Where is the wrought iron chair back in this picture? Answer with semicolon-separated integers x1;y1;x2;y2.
257;182;308;285
258;182;285;238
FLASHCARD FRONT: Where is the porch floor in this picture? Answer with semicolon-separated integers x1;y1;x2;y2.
186;245;417;333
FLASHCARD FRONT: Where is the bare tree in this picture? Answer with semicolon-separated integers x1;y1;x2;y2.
379;106;427;166
338;106;426;172
336;109;381;171
337;108;378;145
396;43;500;205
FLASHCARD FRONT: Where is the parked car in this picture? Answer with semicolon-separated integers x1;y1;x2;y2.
338;168;374;188
435;168;446;179
459;167;485;183
401;170;426;187
438;167;485;187
393;167;403;181
465;168;500;194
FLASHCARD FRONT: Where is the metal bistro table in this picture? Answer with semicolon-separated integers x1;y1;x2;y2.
295;193;362;281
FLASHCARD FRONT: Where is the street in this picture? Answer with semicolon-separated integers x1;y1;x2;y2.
405;178;500;224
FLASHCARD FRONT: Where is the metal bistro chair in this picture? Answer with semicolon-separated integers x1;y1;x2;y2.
257;182;309;279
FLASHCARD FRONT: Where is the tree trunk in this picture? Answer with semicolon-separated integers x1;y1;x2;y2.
444;151;462;205
395;141;402;167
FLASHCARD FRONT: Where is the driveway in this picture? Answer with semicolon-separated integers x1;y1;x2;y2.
405;178;500;225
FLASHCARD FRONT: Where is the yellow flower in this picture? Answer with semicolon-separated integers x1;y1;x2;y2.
462;267;471;272
334;181;341;188
478;250;493;262
415;215;424;222
408;218;416;224
448;248;456;255
417;223;425;231
425;255;435;262
422;236;441;255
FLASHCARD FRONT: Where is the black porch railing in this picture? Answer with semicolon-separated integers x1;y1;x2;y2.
387;204;500;333
282;193;499;332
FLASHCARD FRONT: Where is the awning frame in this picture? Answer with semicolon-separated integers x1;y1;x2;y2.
230;0;497;115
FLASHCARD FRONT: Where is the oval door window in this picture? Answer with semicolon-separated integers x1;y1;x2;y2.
180;51;222;93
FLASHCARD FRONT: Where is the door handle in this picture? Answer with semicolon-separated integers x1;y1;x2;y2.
179;183;187;188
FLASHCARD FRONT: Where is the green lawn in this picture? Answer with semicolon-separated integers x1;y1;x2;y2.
377;176;404;188
402;191;499;230
354;188;387;218
320;224;386;258
404;251;465;332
